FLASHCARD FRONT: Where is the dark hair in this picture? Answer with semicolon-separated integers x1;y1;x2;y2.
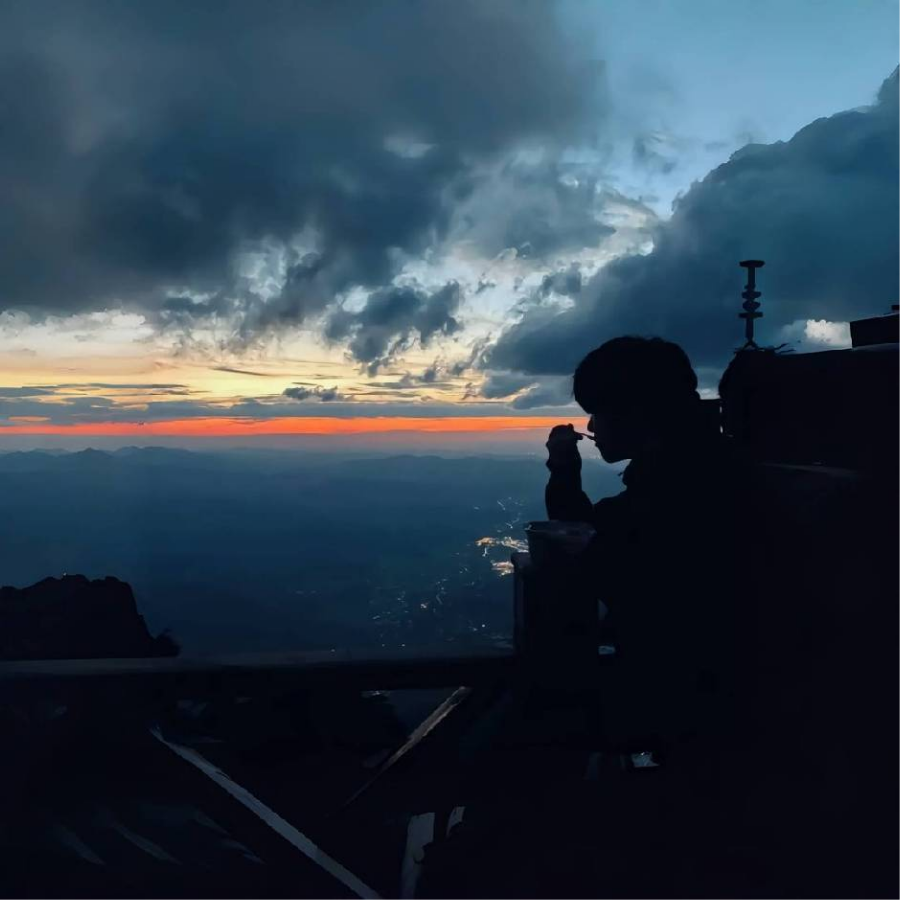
573;336;699;413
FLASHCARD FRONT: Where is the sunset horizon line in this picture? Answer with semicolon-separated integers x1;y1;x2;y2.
0;415;573;437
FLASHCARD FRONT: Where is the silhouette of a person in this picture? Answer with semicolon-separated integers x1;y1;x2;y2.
545;336;748;756
419;348;755;898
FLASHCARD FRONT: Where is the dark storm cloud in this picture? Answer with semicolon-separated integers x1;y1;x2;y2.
471;369;576;409
479;372;536;399
0;0;603;329
416;283;464;345
541;265;583;297
509;377;574;410
282;385;343;403
490;70;899;376
326;281;462;373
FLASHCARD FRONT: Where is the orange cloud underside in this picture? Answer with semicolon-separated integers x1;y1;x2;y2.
0;416;568;437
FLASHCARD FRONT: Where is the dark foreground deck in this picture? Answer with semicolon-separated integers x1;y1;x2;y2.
0;642;523;899
0;535;896;899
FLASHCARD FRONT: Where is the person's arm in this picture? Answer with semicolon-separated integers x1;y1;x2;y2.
544;424;595;522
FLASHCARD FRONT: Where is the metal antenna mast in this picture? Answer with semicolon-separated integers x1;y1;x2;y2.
738;259;765;351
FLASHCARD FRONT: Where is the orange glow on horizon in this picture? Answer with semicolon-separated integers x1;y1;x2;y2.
0;415;571;437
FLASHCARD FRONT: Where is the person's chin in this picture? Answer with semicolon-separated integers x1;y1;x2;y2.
598;445;626;464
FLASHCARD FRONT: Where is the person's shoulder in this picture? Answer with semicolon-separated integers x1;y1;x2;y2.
590;486;630;529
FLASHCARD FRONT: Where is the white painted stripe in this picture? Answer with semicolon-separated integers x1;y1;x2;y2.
151;728;380;899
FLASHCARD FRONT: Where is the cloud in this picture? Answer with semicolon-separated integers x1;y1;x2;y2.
0;383;194;398
0;0;603;333
462;369;575;410
540;265;583;298
444;155;615;260
479;372;536;399
509;377;574;410
55;383;194;392
490;69;899;377
282;386;344;403
213;367;280;378
0;394;121;422
361;363;456;394
326;281;463;373
0;387;57;398
394;365;443;387
632;131;680;176
0;392;570;427
775;318;852;350
447;338;491;378
419;363;439;385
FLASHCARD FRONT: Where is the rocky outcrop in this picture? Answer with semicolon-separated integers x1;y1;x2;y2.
0;575;178;659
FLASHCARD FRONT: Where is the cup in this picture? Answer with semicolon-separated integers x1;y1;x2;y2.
524;520;596;566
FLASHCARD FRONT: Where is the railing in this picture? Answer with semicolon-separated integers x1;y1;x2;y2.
0;549;606;700
0;642;517;699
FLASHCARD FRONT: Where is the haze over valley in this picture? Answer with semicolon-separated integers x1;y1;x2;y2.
0;447;621;654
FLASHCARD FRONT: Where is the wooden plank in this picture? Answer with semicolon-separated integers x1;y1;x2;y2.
0;644;518;699
340;687;474;812
335;683;513;828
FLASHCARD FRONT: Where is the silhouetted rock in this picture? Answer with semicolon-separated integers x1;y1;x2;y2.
0;575;179;659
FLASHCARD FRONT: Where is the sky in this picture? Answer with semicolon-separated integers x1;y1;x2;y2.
0;0;897;449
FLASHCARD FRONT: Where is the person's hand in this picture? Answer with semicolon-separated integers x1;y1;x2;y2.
546;423;582;470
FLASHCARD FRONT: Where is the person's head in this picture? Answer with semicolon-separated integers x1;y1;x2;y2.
573;336;700;463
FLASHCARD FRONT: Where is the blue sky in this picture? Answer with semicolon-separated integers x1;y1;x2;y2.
563;0;899;211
